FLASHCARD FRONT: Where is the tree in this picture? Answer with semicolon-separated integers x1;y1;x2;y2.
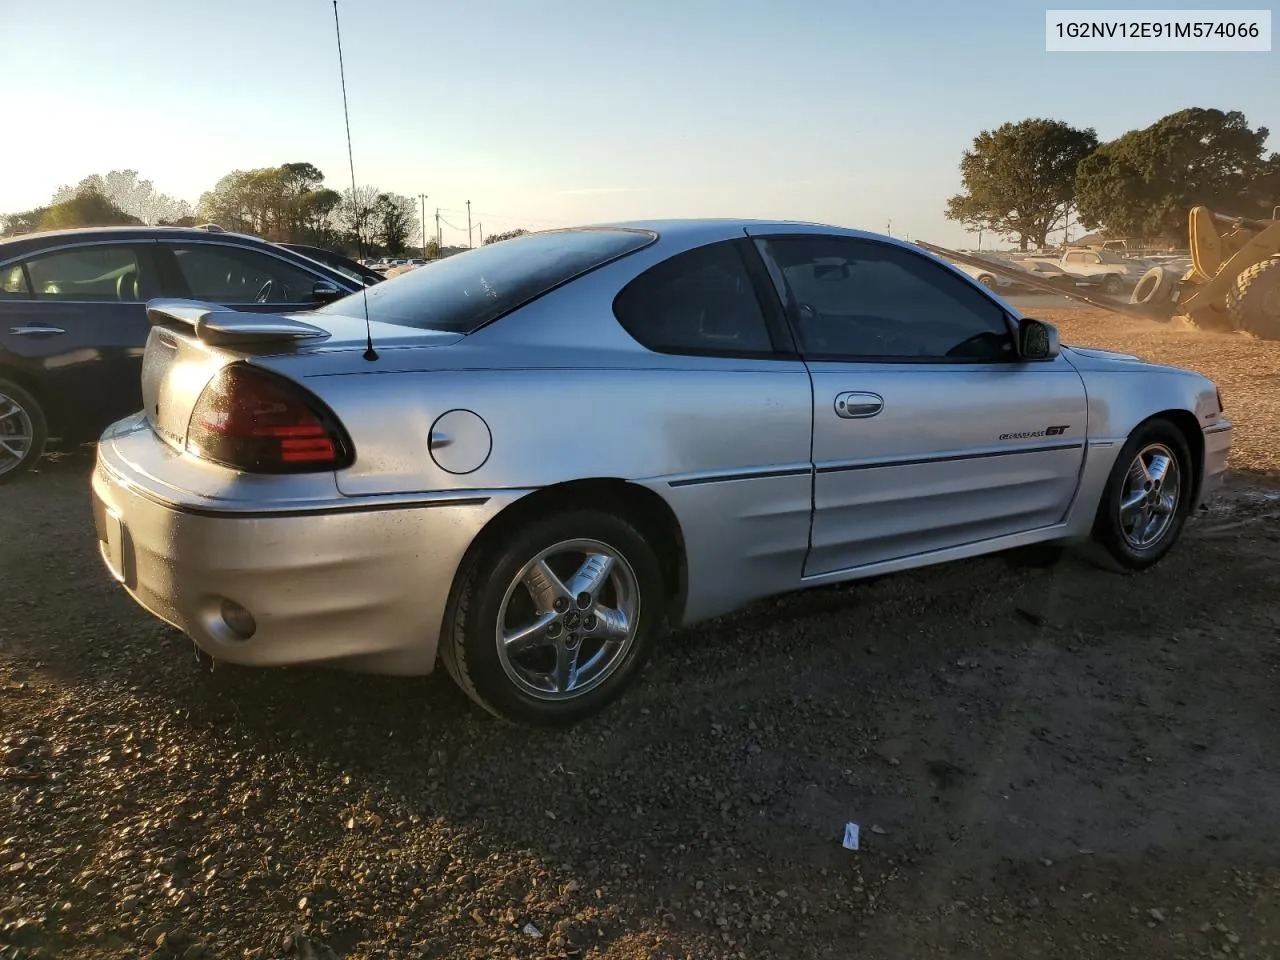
195;163;339;242
34;189;143;231
374;192;419;254
1;208;48;237
945;118;1098;250
1075;108;1279;242
0;190;142;234
334;185;381;252
483;228;531;245
53;170;192;225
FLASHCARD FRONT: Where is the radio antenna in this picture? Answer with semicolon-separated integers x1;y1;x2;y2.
332;0;377;361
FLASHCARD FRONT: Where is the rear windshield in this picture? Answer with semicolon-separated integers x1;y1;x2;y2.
317;228;656;332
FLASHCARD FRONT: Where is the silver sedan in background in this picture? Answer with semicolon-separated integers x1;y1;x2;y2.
92;220;1231;724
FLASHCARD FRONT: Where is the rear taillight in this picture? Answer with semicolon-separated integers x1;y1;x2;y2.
185;363;353;473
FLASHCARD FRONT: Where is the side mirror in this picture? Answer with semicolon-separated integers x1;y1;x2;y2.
311;280;343;303
1018;317;1060;360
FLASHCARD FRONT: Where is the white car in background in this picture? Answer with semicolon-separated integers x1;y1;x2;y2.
949;260;1017;291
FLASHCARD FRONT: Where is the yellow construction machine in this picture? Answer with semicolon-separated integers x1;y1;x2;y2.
1127;205;1280;339
918;204;1280;341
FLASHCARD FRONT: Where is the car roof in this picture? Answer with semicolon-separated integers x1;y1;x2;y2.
542;218;918;250
0;225;273;257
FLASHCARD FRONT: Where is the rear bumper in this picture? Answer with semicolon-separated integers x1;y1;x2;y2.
1200;418;1232;504
92;418;525;675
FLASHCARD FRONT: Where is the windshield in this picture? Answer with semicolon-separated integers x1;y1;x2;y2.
317;227;656;332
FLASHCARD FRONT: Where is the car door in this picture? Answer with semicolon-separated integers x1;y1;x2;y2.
0;240;161;438
156;240;343;316
748;231;1088;578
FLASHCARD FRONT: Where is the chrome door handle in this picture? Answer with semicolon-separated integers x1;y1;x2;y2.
9;324;66;337
834;391;883;419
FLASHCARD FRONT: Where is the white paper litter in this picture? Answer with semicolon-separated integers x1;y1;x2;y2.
842;822;860;850
522;923;542;938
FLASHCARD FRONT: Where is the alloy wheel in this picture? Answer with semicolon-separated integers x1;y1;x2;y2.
1119;442;1181;549
495;538;641;701
0;391;35;477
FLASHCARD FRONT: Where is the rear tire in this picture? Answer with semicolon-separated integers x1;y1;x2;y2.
1227;256;1280;340
0;378;47;484
440;508;665;725
1103;273;1125;295
1089;418;1194;572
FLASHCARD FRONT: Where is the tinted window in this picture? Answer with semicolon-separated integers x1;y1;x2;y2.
761;237;1015;361
0;264;29;296
170;244;322;304
281;244;381;286
318;228;655;333
612;241;774;356
20;245;153;301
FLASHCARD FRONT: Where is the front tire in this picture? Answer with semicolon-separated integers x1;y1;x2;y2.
1090;418;1194;571
1227;255;1280;340
440;508;665;725
0;378;48;484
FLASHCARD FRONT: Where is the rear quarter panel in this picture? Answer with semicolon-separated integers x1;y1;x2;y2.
267;236;820;622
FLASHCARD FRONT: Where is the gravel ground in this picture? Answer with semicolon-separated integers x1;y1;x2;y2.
3;309;1279;960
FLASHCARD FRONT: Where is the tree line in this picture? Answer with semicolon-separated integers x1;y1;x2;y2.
946;107;1280;250
0;164;534;256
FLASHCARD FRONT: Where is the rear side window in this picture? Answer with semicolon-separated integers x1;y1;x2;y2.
612;241;775;356
170;244;322;304
318;228;656;332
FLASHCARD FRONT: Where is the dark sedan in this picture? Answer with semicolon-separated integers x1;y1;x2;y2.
0;225;364;481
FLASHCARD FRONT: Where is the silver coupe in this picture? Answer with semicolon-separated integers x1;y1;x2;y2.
92;220;1232;724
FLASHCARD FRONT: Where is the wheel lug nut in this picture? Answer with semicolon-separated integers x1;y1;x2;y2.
566;632;579;648
553;597;570;613
576;592;592;609
546;622;562;638
583;614;597;631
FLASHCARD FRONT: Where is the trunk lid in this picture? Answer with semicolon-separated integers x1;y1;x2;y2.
140;299;462;452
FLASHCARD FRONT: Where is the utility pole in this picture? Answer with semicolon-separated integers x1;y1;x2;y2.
418;193;428;259
886;219;892;237
476;222;483;245
435;208;441;250
466;200;473;248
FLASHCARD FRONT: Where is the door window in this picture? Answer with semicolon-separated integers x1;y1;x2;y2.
169;244;322;304
15;245;153;301
612;241;776;356
758;237;1016;362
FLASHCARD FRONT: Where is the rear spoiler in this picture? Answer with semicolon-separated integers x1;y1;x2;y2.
145;299;331;348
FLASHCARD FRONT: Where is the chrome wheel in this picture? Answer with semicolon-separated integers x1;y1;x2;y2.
0;391;35;477
1119;442;1181;549
495;538;641;701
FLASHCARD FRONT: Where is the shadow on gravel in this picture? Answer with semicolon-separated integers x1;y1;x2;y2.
5;457;1280;958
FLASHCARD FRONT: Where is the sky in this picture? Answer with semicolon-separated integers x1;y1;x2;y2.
3;0;1277;248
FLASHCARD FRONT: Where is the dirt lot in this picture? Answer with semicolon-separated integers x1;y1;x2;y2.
3;308;1279;960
